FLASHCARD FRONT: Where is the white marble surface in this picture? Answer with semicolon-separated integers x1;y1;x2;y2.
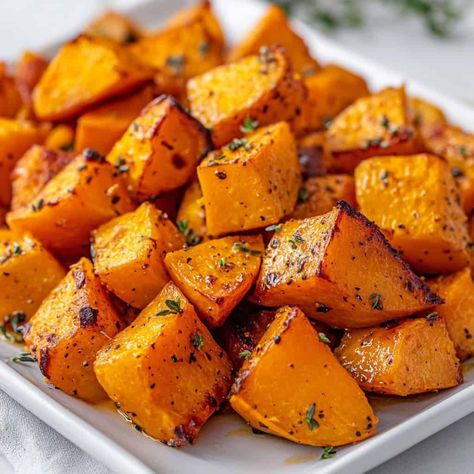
0;1;473;473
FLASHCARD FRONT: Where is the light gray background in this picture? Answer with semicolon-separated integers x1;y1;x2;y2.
0;0;473;472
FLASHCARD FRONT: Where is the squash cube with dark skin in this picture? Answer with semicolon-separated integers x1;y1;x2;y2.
230;306;378;446
355;154;472;275
94;282;233;447
92;202;185;309
197;122;301;236
335;316;462;396
325;87;421;173
164;235;264;328
7;149;133;258
253;201;442;328
24;258;125;402
187;45;306;147
107;95;211;200
0;229;65;321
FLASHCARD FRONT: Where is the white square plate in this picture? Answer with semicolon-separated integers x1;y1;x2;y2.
1;1;474;473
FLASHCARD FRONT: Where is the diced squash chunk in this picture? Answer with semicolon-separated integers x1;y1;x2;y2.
94;282;232;446
0;229;65;320
7;149;133;257
187;46;305;147
44;125;75;151
0;63;22;118
176;179;207;243
24;258;124;401
355;154;472;274
33;36;151;121
292;175;356;219
75;86;155;155
197;122;301;235
228;5;319;77
85;10;143;43
335;317;462;395
164;235;264;327
92;202;184;309
294;65;369;135
11;145;74;211
107;95;210;200
0;118;49;207
230;306;377;446
409;96;447;143
430;268;474;361
253;201;441;328
297;131;332;178
326;87;420;172
14;51;48;107
425;126;474;214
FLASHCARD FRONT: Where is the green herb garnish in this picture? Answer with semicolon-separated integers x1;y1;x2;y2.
320;446;336;460
298;186;309;203
240;116;259;133
176;219;201;246
305;403;319;430
238;350;252;360
228;138;252;152
318;332;330;344
157;299;183;316
233;243;262;255
11;352;35;364
192;332;204;350
369;293;383;310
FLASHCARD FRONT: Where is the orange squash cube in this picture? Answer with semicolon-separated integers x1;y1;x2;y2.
230;306;377;446
176;179;207;243
0;63;22;118
187;46;305;147
355;154;472;274
335;316;462;395
24;258;124;401
44;125;75;151
197;122;301;236
326;87;420;172
94;282;232;446
164;235;264;327
107;95;211;200
92;202;184;309
14;51;48;108
253;201;441;328
409;96;447;144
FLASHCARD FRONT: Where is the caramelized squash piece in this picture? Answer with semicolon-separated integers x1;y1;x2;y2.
355;154;472;274
176;179;207;243
33;36;151;121
7;149;133;257
92;202;184;309
24;258;124;401
0;118;49;207
335;317;462;395
197;122;300;235
228;5;319;77
253;201;441;328
94;282;232;446
85;10;143;44
107;95;210;200
294;65;369;135
0;229;65;320
44;125;75;151
76;86;155;155
187;46;305;147
326;87;420;172
297;131;332;178
230;306;377;446
430;268;474;361
11;145;74;211
0;63;22;118
409;96;447;144
292;175;356;219
164;235;264;327
14;51;48;108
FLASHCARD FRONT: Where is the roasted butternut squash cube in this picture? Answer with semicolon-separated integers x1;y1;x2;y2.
187;46;306;147
94;282;232;446
85;10;143;44
230;306;377;446
292;175;356;219
107;95;210;200
75;87;155;155
92;202;184;309
228;5;319;77
33;36;152;121
335;317;462;395
297;131;332;178
14;51;48;108
409;96;447;143
11;145;74;211
197;122;301;235
355;154;472;274
0;118;49;208
430;269;474;361
176;179;207;243
7;149;133;257
0;63;22;118
164;235;264;327
294;65;369;135
24;258;124;401
44;125;75;151
326;87;420;172
425;126;474;214
0;229;65;320
253;201;441;328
